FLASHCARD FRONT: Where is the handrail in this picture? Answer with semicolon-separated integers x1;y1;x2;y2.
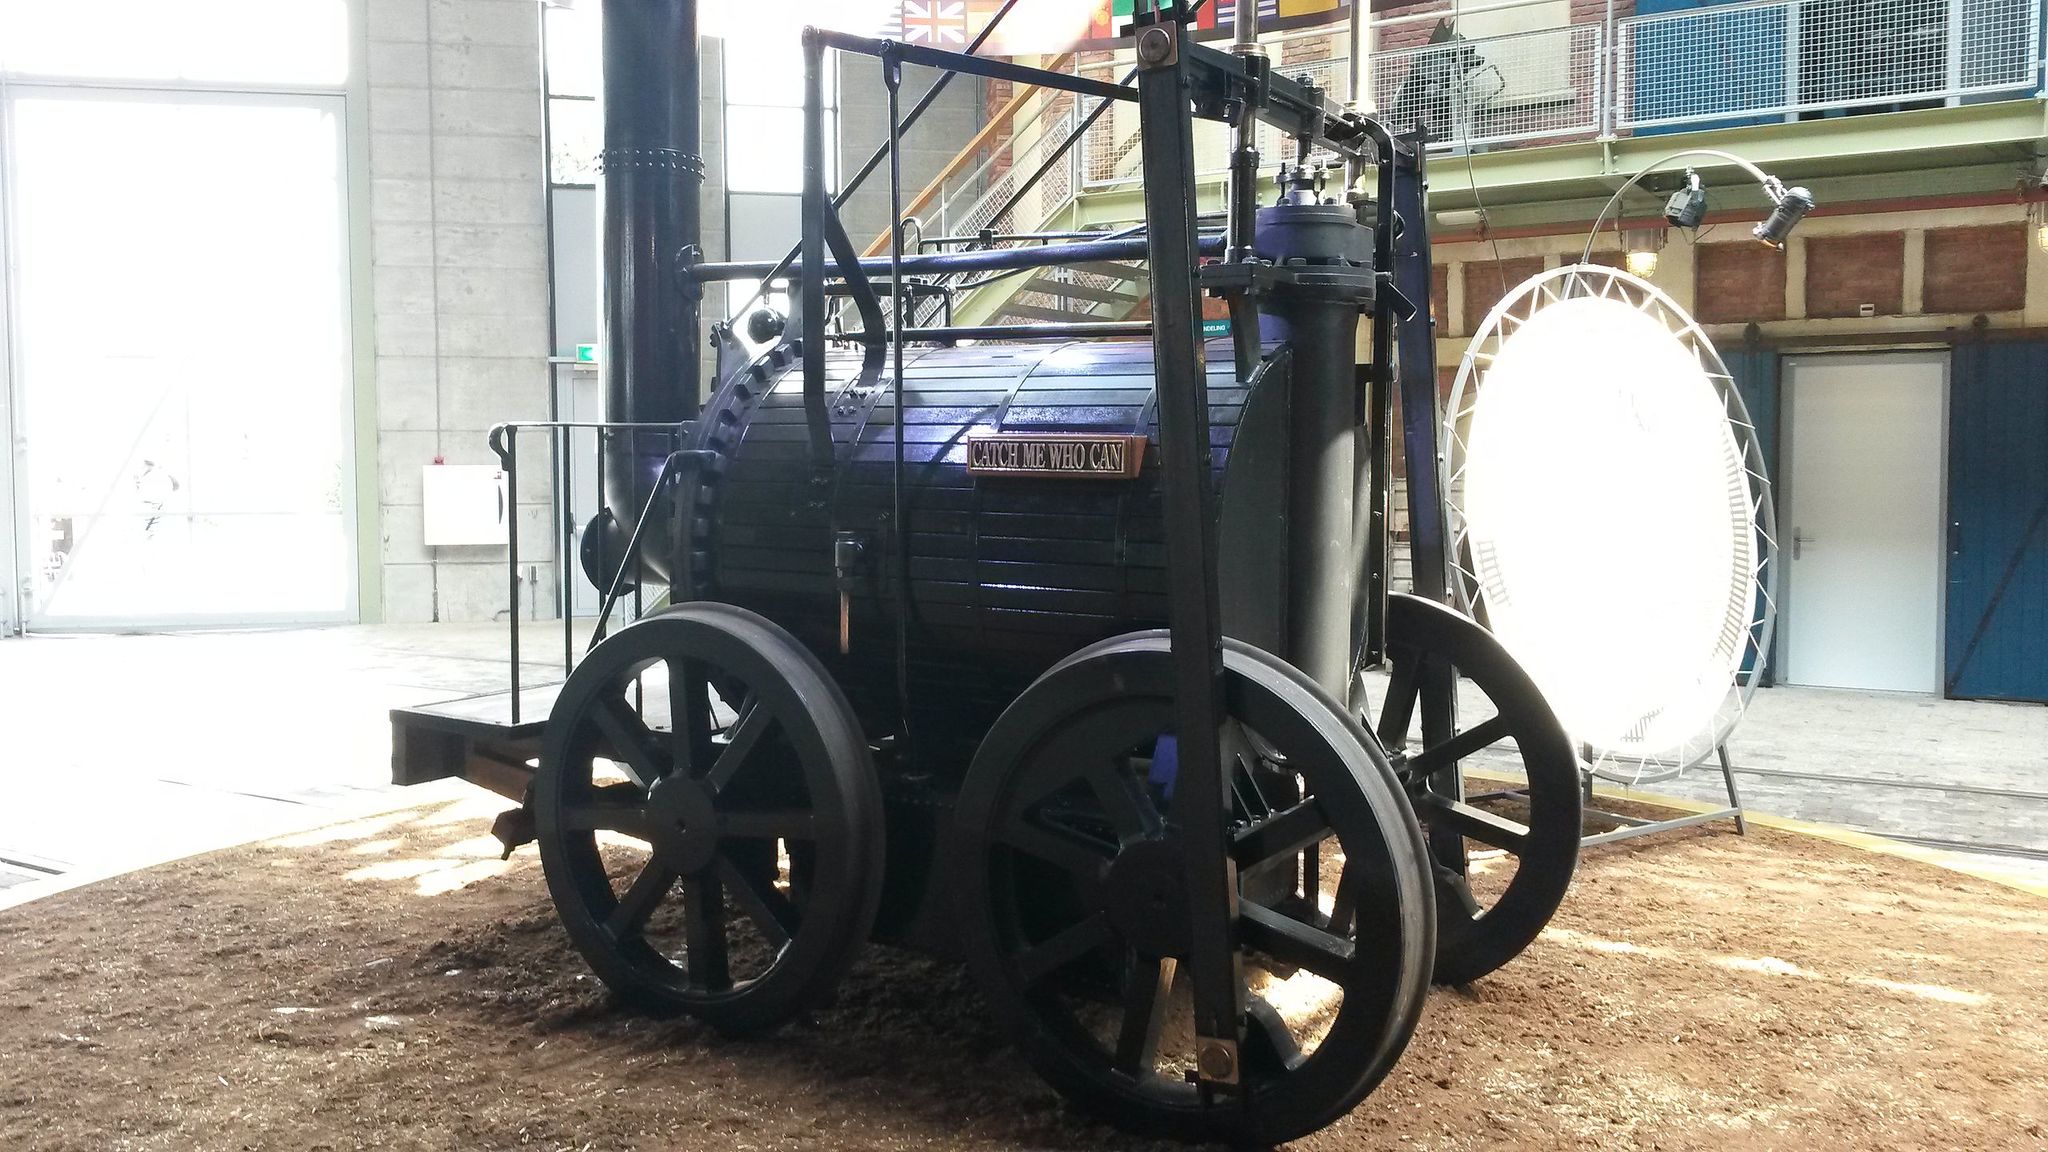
862;52;1076;258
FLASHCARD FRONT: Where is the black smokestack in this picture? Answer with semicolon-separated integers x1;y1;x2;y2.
596;0;702;577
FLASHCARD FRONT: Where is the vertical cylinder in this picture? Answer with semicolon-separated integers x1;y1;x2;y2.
1254;202;1374;700
1282;299;1362;698
597;0;702;574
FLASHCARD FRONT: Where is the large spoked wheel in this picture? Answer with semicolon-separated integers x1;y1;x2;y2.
534;602;884;1036
1365;594;1580;986
955;633;1435;1147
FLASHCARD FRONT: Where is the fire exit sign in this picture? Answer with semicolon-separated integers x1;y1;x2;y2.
576;343;598;364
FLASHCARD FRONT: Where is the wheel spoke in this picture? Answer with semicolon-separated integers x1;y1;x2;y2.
1239;900;1357;984
680;873;732;991
1416;791;1530;853
1080;758;1157;840
1435;864;1483;920
592;695;669;788
704;695;772;794
1231;798;1333;872
666;658;713;778
718;809;817;841
1113;955;1176;1076
1376;650;1422;751
999;813;1116;883
561;788;663;843
1326;862;1358;937
606;862;676;939
1013;912;1115;987
717;852;800;949
1242;994;1307;1076
1403;714;1515;780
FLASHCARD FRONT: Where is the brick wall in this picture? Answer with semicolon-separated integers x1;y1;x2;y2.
1924;224;2028;314
1806;232;1905;318
1462;255;1546;332
1694;244;1787;325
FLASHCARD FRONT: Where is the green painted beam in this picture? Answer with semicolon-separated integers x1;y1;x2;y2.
1422;98;2048;210
960;98;2047;324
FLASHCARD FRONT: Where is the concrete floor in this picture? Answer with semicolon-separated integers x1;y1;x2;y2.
1;623;2042;899
0;621;572;894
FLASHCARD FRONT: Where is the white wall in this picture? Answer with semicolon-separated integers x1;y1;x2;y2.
366;0;552;623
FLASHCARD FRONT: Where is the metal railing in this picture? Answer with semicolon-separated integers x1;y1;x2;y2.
488;420;694;722
1371;14;1604;150
1040;0;2043;184
1615;0;2043;132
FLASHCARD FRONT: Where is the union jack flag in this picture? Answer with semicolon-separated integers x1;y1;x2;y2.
900;0;969;44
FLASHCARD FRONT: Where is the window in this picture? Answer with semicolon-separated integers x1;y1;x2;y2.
0;0;349;85
545;5;601;186
723;29;836;194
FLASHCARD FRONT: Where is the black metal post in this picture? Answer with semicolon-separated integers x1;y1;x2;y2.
1387;133;1466;877
801;26;833;472
886;47;916;759
1134;10;1243;1087
506;427;522;723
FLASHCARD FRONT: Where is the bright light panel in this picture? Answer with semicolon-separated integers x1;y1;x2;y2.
0;0;349;85
1461;293;1754;762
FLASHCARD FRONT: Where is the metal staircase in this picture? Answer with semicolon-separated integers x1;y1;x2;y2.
855;37;1351;334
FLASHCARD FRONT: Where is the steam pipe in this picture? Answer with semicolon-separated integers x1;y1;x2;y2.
691;234;1226;283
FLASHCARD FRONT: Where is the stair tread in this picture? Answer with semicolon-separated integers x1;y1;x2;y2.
1023;277;1142;305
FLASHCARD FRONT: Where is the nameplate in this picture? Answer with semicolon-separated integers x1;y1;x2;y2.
966;434;1148;479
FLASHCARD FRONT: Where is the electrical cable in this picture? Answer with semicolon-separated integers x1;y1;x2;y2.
1449;0;1510;295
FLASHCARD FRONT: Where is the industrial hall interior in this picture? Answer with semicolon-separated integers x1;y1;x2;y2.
2;0;2046;1148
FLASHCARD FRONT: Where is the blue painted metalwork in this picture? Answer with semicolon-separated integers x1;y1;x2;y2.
1945;339;2048;702
1630;0;1783;135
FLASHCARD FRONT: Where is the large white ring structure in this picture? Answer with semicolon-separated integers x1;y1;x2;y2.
1444;264;1777;784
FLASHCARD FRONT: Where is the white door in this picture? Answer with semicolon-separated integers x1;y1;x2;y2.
1783;352;1946;691
4;89;356;627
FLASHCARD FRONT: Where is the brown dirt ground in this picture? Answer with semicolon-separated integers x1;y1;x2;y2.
2;794;2045;1152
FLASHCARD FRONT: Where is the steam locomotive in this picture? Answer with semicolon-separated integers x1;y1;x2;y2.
391;1;1583;1143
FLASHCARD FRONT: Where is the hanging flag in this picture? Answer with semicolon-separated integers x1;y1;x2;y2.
901;0;971;44
963;0;1100;55
1078;0;1342;50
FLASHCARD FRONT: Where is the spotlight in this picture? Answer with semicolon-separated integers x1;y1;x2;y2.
1754;185;1815;249
1581;148;1818;269
1622;226;1667;278
1663;171;1707;229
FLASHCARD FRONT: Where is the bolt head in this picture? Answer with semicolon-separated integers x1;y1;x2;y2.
1136;26;1174;65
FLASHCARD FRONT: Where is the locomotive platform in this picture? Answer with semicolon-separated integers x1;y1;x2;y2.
1;788;2043;1150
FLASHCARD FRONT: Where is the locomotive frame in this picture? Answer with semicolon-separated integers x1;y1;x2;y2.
390;1;1586;1142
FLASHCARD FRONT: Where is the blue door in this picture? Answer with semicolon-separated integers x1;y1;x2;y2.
1945;340;2048;702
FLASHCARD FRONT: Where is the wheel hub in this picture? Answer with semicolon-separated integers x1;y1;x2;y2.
1104;837;1190;959
645;775;720;874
